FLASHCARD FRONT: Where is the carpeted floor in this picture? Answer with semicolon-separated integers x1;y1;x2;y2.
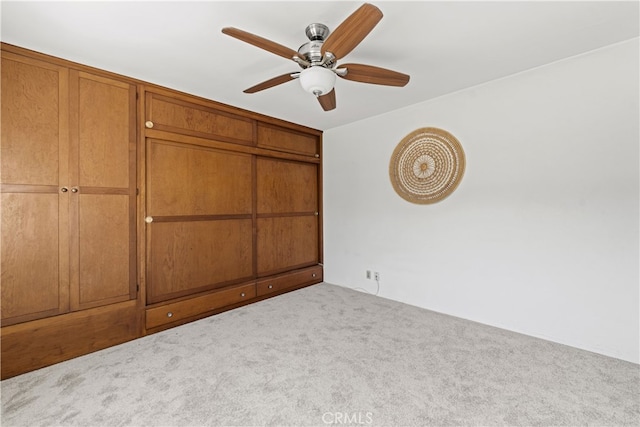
1;283;639;426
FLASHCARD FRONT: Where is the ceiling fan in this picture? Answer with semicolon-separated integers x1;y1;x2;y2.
221;3;410;111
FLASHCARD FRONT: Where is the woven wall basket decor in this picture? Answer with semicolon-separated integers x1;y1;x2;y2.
389;127;466;204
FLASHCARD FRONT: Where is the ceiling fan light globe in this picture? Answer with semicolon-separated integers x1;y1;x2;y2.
299;66;336;96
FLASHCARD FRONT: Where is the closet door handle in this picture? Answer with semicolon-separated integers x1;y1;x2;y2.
60;187;68;193
70;187;79;193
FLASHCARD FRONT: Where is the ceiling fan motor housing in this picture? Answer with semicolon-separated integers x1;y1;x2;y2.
298;41;324;64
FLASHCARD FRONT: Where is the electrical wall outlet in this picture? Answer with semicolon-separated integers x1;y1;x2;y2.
374;272;380;281
366;270;371;279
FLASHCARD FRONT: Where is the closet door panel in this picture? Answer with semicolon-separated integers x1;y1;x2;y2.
69;71;137;310
256;158;317;214
148;219;253;303
77;72;132;188
1;53;67;185
257;216;318;275
148;140;252;216
1;193;63;323
77;194;131;307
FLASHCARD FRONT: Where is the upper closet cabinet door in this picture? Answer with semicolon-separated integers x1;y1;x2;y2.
69;71;137;311
257;123;319;157
145;92;254;145
1;52;70;325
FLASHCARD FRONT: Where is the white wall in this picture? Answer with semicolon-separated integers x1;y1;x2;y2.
323;38;639;364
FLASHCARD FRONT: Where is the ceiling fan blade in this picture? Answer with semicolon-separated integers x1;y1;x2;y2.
321;3;383;59
339;63;410;87
243;73;297;94
222;27;299;61
317;89;336;111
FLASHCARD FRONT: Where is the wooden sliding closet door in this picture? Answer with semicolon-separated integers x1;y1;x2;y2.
256;157;319;275
146;139;254;304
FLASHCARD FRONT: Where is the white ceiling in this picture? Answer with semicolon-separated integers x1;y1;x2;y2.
1;1;638;131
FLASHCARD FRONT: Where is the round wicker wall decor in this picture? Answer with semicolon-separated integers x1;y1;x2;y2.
389;127;465;204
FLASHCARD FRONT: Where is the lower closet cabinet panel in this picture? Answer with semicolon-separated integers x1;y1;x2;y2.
257;216;318;275
1;300;139;379
146;283;256;330
147;219;253;304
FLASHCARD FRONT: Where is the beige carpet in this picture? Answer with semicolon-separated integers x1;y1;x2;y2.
1;283;639;426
